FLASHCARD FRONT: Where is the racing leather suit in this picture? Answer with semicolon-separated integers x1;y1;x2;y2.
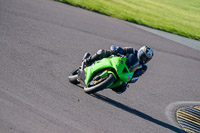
84;45;147;94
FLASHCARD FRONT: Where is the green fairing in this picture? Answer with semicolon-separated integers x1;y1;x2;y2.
84;56;134;88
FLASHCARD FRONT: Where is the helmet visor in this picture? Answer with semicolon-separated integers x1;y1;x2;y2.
140;54;150;64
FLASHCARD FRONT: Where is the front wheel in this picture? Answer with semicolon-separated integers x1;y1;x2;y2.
69;69;80;84
84;74;115;94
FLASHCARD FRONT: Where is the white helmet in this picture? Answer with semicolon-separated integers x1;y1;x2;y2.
137;46;154;64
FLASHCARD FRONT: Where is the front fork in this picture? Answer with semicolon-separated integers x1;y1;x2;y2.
77;61;87;87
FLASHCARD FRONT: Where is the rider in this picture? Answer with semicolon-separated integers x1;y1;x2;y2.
83;45;154;94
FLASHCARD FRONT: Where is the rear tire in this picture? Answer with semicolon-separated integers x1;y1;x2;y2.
69;69;80;84
84;74;115;94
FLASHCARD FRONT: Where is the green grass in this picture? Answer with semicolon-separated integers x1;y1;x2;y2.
57;0;200;40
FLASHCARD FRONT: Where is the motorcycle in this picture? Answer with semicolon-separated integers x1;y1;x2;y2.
69;54;135;94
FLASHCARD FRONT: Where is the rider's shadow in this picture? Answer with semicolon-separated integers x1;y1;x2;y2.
91;93;186;133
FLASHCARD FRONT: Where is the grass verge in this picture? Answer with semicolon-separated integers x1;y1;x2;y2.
57;0;200;40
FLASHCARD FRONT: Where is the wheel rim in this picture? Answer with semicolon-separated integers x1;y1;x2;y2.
88;75;108;87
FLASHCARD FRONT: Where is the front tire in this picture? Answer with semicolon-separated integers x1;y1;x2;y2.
69;69;80;84
84;74;115;94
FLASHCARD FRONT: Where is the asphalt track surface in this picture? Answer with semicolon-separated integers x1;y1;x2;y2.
0;0;200;133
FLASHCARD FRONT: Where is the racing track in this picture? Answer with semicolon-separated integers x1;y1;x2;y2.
0;0;200;133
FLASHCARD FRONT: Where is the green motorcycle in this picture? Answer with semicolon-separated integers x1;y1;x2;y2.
69;55;134;94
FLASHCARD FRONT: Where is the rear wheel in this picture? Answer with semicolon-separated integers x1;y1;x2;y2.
84;74;115;94
69;69;80;84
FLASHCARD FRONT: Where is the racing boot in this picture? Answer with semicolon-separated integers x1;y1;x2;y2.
112;82;128;94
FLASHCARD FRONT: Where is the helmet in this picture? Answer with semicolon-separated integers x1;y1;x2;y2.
137;46;154;64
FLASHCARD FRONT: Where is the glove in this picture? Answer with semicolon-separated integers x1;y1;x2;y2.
110;45;125;55
110;45;118;55
110;45;118;51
